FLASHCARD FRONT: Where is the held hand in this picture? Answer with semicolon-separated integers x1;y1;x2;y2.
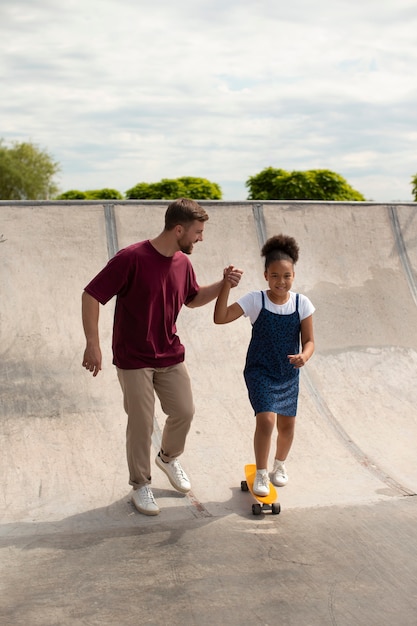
82;345;102;377
223;265;244;288
288;353;307;369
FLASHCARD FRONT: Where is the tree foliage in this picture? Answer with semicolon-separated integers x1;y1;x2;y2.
56;188;123;200
246;167;365;201
411;174;417;201
56;190;87;200
125;176;222;200
0;139;60;200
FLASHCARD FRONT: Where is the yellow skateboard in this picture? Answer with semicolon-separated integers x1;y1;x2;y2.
241;464;281;516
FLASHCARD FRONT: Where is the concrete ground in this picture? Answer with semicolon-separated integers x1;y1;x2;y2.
1;200;417;625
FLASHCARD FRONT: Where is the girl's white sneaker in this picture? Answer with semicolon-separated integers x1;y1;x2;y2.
253;470;270;496
271;460;288;487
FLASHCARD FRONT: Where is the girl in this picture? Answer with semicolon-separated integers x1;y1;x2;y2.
214;234;315;496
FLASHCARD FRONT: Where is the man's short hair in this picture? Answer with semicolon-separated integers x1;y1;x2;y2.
164;198;209;230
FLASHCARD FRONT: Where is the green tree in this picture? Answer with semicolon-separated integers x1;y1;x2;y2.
175;176;222;200
85;188;123;200
411;174;417;201
56;188;123;200
126;176;222;200
246;167;365;201
244;167;288;200
0;139;60;200
56;190;87;200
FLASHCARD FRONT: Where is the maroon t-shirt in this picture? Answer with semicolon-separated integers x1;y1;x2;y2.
84;240;199;369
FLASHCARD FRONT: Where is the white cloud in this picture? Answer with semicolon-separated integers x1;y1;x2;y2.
1;0;417;200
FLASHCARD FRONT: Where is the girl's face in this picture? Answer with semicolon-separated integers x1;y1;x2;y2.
264;259;295;304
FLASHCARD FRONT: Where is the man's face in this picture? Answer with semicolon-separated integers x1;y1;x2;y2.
177;220;205;254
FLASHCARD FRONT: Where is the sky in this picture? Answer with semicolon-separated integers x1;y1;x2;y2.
2;0;417;201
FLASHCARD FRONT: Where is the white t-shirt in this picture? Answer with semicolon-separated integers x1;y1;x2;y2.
237;290;315;325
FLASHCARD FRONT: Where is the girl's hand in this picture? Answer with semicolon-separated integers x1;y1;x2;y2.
288;353;307;369
223;265;243;287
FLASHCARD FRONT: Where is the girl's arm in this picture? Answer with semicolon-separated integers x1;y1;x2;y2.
187;266;243;309
213;277;244;324
288;314;315;368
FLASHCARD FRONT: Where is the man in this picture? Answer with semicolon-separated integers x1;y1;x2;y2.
82;198;242;515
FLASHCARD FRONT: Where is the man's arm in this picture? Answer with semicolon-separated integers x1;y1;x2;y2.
81;291;102;376
186;266;243;309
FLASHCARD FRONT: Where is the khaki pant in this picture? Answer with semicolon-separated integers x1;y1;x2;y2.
117;363;195;489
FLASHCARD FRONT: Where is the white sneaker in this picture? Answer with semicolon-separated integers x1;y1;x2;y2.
155;453;191;493
253;470;270;497
132;485;160;516
271;459;288;487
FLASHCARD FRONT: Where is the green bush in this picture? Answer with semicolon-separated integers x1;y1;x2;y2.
56;188;123;200
84;188;123;200
246;167;365;201
56;190;87;200
126;177;222;200
411;174;417;201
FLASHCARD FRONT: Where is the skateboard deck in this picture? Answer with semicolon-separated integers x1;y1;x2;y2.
241;464;281;515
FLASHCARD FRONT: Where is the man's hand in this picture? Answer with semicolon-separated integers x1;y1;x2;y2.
223;265;243;287
81;291;102;376
82;344;102;377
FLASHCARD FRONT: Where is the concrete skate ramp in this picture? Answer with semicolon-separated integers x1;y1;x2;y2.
1;200;416;530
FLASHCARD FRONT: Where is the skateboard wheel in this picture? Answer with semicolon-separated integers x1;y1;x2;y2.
252;503;262;515
272;503;281;515
241;480;249;492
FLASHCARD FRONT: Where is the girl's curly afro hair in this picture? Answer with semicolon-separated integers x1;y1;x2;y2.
261;234;299;269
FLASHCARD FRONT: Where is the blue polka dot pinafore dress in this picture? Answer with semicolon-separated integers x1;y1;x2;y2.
244;292;301;417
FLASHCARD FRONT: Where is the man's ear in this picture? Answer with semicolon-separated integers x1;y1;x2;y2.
174;224;184;237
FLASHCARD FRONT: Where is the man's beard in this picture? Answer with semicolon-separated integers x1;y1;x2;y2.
179;242;193;255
